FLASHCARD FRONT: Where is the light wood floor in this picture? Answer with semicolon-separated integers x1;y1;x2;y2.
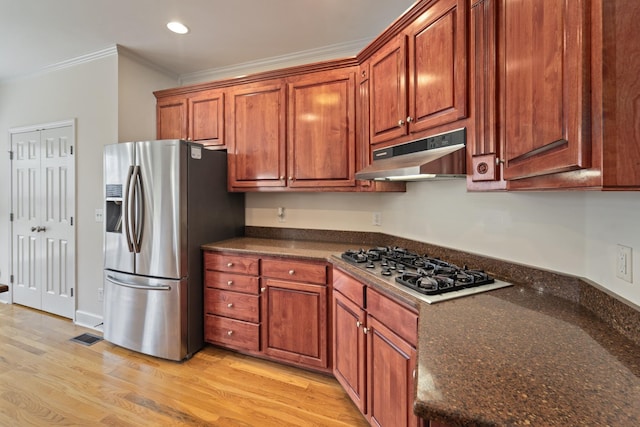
0;303;368;426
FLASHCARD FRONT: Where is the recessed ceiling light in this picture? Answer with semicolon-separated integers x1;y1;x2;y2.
167;21;189;34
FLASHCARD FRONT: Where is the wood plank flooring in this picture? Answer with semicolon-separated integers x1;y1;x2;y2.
0;303;368;426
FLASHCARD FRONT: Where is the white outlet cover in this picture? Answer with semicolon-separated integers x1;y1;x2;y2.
616;244;633;283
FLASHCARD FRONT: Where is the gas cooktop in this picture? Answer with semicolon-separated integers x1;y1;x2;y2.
338;246;512;304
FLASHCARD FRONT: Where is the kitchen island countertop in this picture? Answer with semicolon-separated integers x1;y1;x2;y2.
203;236;640;427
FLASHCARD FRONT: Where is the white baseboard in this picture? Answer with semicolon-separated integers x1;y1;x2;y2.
75;310;104;332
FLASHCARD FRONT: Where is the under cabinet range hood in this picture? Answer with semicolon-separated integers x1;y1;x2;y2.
355;128;467;181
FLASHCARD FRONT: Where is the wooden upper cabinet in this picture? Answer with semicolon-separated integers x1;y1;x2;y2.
226;80;287;190
156;90;224;147
189;90;224;146
500;0;590;181
407;0;468;133
369;0;468;147
287;68;356;188
370;34;409;145
157;97;187;140
467;0;503;188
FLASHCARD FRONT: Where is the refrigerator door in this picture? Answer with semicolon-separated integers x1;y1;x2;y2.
103;270;187;361
104;142;135;274
134;140;185;279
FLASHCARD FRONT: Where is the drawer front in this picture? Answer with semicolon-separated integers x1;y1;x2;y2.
204;270;259;294
366;288;418;346
204;289;260;323
204;314;260;352
333;268;365;307
204;252;259;275
261;258;327;284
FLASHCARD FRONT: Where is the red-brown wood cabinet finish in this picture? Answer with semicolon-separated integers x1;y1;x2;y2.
333;268;419;427
156;97;187;140
156;90;224;147
261;258;329;369
226;79;287;190
287;69;357;189
369;0;468;147
500;0;590;181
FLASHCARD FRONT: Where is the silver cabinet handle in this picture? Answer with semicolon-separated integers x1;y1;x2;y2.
261;287;266;293
227;280;233;286
227;262;234;267
406;116;413;123
363;327;370;335
227;303;233;308
356;320;362;328
288;269;295;275
227;330;233;336
398;119;405;127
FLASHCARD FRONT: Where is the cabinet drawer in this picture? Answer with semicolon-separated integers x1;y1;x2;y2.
366;288;418;345
204;314;260;352
204;289;260;323
261;259;327;284
333;268;365;307
204;252;259;275
204;271;259;294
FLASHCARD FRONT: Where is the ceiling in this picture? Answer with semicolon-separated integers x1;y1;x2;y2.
0;0;415;83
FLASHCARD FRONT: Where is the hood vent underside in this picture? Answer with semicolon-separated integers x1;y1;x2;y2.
355;128;467;181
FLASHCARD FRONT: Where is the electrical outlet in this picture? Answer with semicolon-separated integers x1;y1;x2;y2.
616;244;633;283
372;212;382;226
95;208;103;222
277;207;286;223
97;288;104;302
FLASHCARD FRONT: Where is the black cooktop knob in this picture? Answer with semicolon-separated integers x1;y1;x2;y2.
381;268;392;276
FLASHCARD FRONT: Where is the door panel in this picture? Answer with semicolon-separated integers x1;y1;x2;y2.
11;125;75;319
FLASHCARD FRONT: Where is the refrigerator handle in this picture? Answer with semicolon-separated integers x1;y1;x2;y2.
123;165;135;253
133;166;145;253
105;275;172;291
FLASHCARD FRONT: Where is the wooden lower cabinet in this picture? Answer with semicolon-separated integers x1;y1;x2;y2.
333;268;419;427
203;251;330;372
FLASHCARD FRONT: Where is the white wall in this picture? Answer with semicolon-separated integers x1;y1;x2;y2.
0;57;118;322
117;53;178;142
246;183;640;306
0;51;178;326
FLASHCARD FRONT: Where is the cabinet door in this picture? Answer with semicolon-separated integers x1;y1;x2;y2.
367;315;418;427
287;69;356;188
500;0;590;181
189;90;224;146
370;34;409;145
408;0;468;133
157;97;187;140
261;278;328;369
227;80;287;189
333;291;367;414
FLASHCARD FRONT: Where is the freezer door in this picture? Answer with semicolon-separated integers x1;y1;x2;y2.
134;140;185;279
103;142;135;273
103;270;187;361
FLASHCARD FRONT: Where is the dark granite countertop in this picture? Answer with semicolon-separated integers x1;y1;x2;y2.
203;235;640;427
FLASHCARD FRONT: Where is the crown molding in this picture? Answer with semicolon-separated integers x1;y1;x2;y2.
115;45;179;80
178;37;370;86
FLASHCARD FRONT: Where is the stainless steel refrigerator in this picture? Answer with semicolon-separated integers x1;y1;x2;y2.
103;140;244;361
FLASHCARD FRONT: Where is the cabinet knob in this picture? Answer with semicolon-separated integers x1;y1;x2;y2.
496;158;505;165
288;269;295;275
288;176;294;181
261;287;266;293
227;262;234;267
398;119;405;127
227;303;233;308
280;176;285;180
227;330;234;336
363;327;370;335
356;320;362;329
413;369;416;379
227;280;233;286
